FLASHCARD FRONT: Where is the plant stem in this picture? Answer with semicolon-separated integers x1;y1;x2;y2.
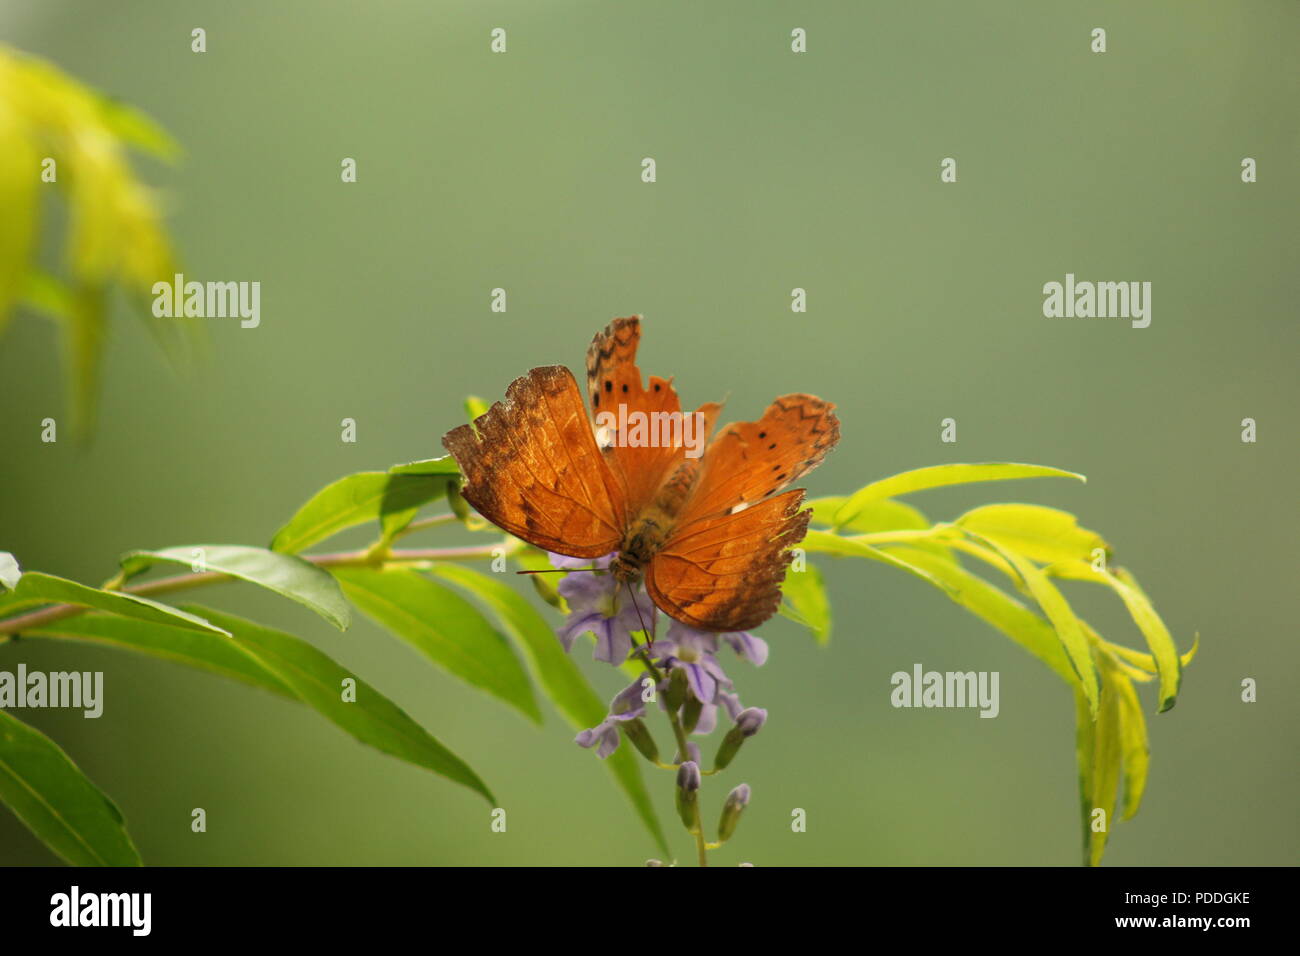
694;802;709;867
627;638;710;867
0;543;505;640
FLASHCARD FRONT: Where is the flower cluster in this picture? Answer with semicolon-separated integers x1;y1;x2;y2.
549;552;768;763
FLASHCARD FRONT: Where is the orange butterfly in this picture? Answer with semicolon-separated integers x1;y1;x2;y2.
442;317;839;632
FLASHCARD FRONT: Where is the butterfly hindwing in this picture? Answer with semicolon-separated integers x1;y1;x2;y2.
442;365;625;557
646;490;810;632
645;393;839;631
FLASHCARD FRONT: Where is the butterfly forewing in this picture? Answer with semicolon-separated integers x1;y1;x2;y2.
442;365;625;557
684;393;840;521
586;316;720;517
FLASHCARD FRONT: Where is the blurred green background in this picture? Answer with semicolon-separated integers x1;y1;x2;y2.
1;0;1296;866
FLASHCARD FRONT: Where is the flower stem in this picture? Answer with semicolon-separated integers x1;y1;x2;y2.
627;637;711;867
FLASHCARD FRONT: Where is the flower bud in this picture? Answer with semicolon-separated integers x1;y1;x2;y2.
712;708;766;770
663;666;688;711
445;478;472;522
735;707;767;736
645;859;665;867
717;783;751;843
621;718;660;764
681;695;703;733
527;568;564;609
675;760;701;831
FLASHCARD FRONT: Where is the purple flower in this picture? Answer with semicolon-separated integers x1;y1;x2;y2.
549;552;614;572
551;552;656;664
575;676;650;759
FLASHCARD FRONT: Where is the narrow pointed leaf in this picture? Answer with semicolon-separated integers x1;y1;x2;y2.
270;472;446;554
182;606;494;802
0;571;227;635
801;529;955;594
0;709;142;866
388;456;460;476
120;545;350;631
0;110;38;337
429;563;669;856
964;534;1100;715
1111;661;1150;821
1076;657;1124;867
835;463;1085;527
956;503;1110;565
781;563;832;644
24;613;294;698
884;546;1076;684
1047;561;1182;712
807;495;931;533
332;567;540;724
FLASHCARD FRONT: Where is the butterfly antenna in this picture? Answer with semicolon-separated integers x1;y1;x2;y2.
515;568;600;575
625;580;654;651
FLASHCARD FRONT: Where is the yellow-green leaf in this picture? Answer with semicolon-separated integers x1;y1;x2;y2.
966;533;1100;716
807;495;930;533
781;562;832;644
802;530;956;595
1111;659;1150;821
884;546;1076;685
835;463;1085;527
1075;657;1124;867
1048;561;1182;713
956;503;1110;566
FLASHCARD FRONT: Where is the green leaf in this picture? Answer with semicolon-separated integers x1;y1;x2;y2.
882;546;1077;684
120;545;351;631
1075;654;1125;867
19;270;78;322
0;111;38;337
962;534;1100;716
0;552;21;591
1105;633;1199;676
59;282;108;440
835;463;1085;527
0;709;142;866
781;563;832;644
956;503;1110;566
182;606;494;803
1047;561;1182;713
388;456;460;476
1110;658;1150;821
270;472;446;554
0;571;228;635
801;529;956;595
23;613;294;699
332;567;541;724
95;96;182;161
807;495;930;533
428;563;669;856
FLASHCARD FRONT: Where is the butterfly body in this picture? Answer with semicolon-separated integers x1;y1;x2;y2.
443;317;839;633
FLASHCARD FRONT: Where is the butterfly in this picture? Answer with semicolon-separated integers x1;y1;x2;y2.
442;317;839;632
